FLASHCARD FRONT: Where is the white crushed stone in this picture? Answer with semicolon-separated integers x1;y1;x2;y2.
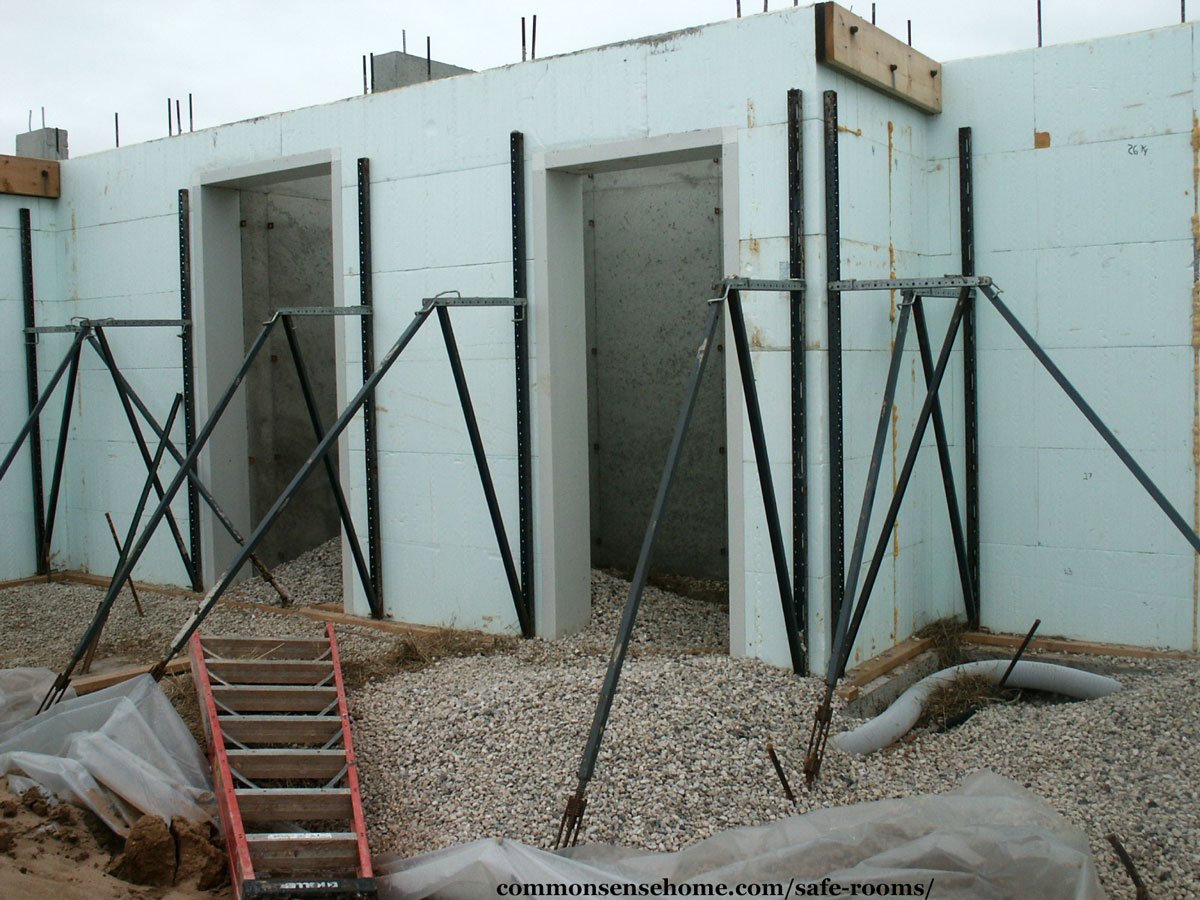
227;537;343;608
2;570;1198;897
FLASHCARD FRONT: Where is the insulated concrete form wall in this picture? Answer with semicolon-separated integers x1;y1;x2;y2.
2;6;1197;669
926;28;1200;652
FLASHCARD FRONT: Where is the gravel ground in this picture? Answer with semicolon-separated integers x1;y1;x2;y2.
226;537;343;608
0;580;401;669
2;571;1198;897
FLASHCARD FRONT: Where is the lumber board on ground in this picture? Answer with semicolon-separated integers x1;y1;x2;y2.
72;657;191;694
963;631;1195;660
836;637;934;702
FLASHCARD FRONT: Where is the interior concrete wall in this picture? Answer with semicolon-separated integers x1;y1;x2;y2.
371;51;473;91
3;6;1196;667
238;184;338;568
583;160;726;579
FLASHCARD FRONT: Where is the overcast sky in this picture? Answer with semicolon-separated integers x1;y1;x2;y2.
6;0;1190;157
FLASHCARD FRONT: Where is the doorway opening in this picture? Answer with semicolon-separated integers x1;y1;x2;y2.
195;155;345;587
582;158;729;604
238;174;338;567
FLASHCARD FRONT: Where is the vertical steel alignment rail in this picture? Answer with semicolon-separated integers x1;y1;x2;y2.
787;89;808;669
0;328;90;483
437;305;531;636
508;133;532;643
280;314;380;614
556;299;724;848
40;318;281;709
980;284;1200;553
958;128;980;626
824;90;846;638
18;208;47;575
93;327;197;586
179;189;203;591
804;294;968;785
357;159;384;618
911;299;976;621
146;305;438;682
727;289;805;673
84;333;293;605
511;131;535;636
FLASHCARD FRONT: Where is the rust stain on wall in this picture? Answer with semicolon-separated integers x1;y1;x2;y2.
838;124;863;137
887;121;897;324
1034;130;1052;149
1192;113;1200;652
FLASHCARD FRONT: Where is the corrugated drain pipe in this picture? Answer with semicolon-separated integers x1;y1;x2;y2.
832;659;1122;756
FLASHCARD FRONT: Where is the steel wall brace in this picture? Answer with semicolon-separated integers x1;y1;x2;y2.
981;284;1200;554
911;299;976;622
39;318;282;711
557;280;806;844
804;293;968;785
728;289;805;674
437;306;530;635
146;305;436;682
557;299;724;849
38;337;83;572
84;332;293;605
835;294;913;651
93;327;198;586
281;315;379;614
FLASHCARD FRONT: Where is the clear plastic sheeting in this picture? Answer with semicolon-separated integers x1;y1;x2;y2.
0;667;76;739
375;772;1104;900
0;672;214;836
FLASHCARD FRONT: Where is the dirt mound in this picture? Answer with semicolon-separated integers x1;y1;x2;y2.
0;778;231;898
106;814;177;886
172;817;227;890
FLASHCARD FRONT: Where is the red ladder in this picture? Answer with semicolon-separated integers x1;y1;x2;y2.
190;623;376;899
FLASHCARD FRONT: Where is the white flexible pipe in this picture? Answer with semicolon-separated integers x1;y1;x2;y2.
831;659;1121;756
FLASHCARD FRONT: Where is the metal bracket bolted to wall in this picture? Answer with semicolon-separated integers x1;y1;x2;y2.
422;295;529;308
26;318;192;334
269;307;373;319
829;276;991;292
716;277;807;293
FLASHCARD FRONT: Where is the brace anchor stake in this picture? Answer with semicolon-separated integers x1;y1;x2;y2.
554;790;588;849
